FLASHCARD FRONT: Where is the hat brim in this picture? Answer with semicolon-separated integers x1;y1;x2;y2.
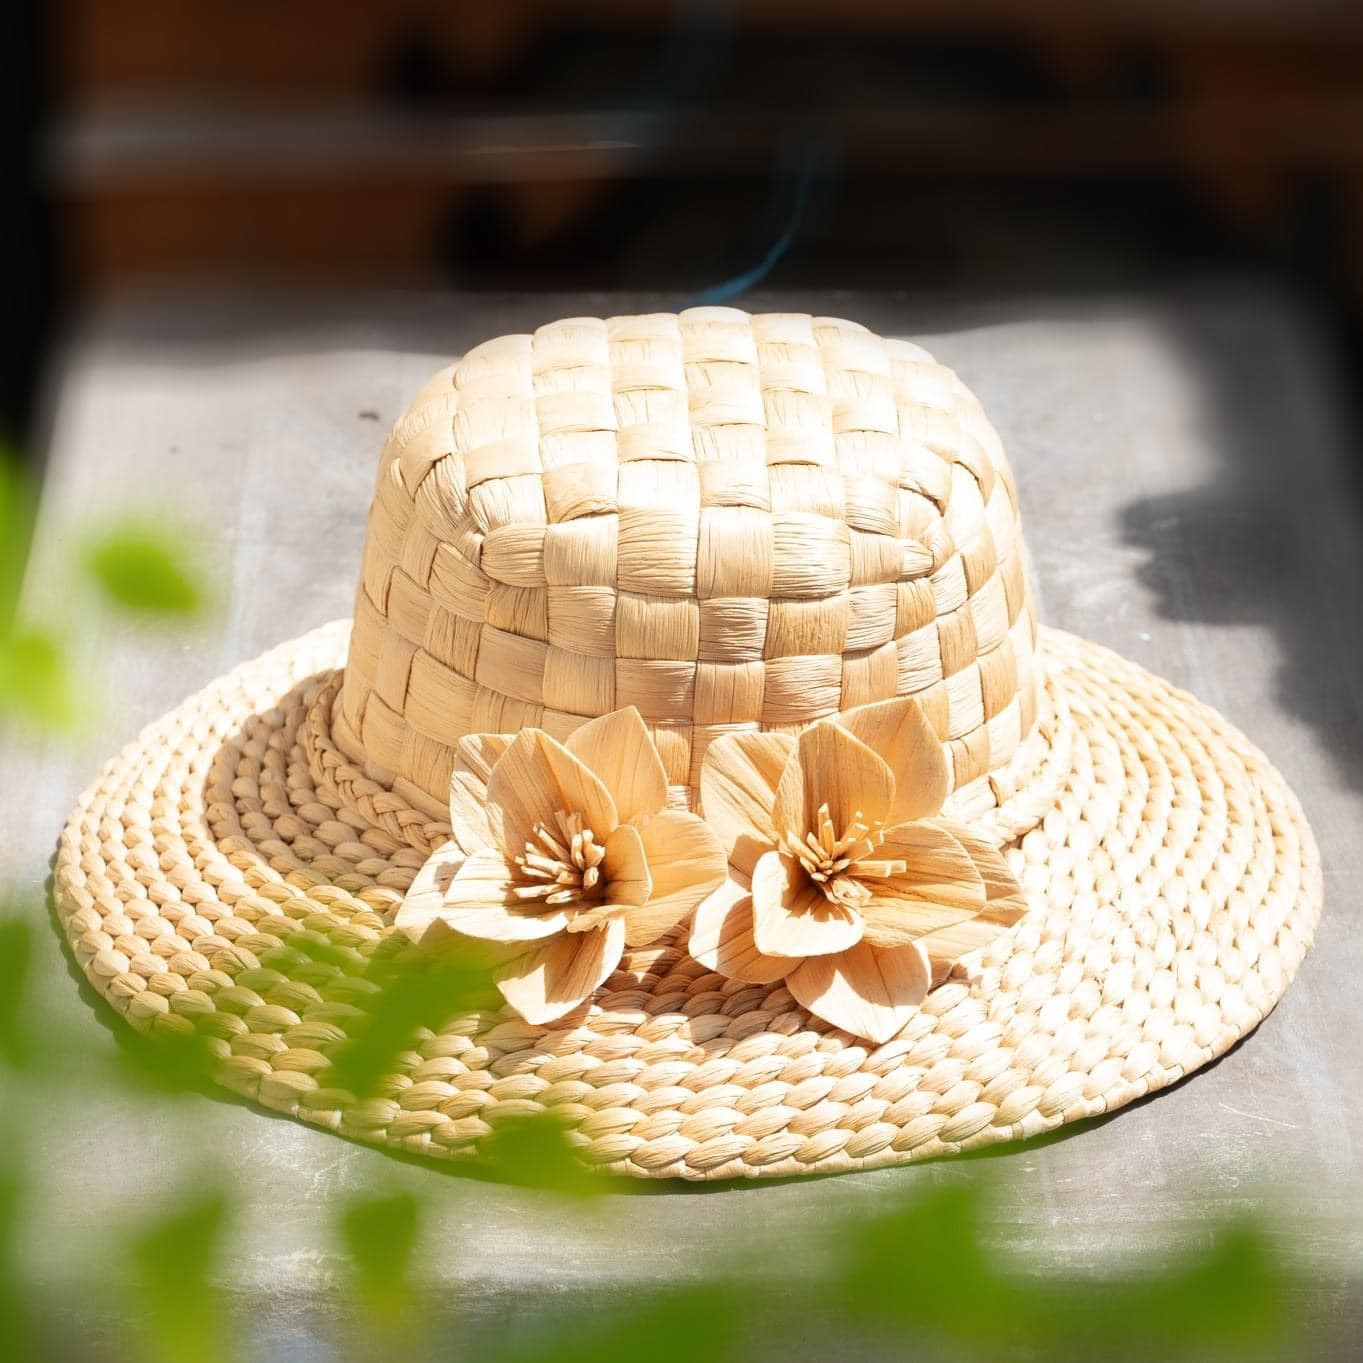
54;621;1320;1180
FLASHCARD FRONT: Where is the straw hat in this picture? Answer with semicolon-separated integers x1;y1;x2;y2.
55;309;1321;1180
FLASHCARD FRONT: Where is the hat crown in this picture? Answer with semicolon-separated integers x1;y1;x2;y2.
335;308;1038;815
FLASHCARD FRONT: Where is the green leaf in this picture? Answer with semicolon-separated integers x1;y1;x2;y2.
339;1192;422;1325
0;918;34;1069
500;1281;749;1363
0;1168;34;1363
326;939;501;1099
0;627;75;729
476;1112;603;1197
1169;1223;1287;1348
1040;1221;1290;1361
129;1192;233;1363
84;527;201;615
830;1180;1297;1363
111;1022;221;1098
836;1180;1029;1346
0;453;36;637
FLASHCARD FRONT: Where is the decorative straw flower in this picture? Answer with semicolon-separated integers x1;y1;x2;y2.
396;707;726;1024
689;698;1027;1043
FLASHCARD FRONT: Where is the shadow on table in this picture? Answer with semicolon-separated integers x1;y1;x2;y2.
1119;292;1363;797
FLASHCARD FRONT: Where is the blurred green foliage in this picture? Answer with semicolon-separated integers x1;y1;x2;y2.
338;1192;423;1334
326;941;504;1100
505;1280;751;1363
475;1112;603;1197
0;454;71;727
833;1185;1289;1361
84;525;201;616
0;449;35;636
485;1181;1296;1363
0;1171;35;1363
0;918;34;1070
1;454;206;734
112;1020;230;1100
128;1193;234;1363
0;626;75;729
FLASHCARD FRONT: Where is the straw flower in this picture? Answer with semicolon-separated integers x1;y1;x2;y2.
396;707;726;1024
689;698;1027;1043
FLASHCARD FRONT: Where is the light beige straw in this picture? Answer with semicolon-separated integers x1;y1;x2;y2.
54;624;1319;1178
335;311;1038;819
52;310;1322;1179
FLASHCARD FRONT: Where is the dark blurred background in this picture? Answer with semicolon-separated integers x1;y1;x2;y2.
4;0;1363;460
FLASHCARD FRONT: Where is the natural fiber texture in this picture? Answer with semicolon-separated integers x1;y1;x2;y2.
337;310;1038;817
54;622;1321;1180
52;310;1322;1177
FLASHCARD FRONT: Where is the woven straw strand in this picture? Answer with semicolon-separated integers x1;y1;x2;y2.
50;309;1321;1180
53;623;1321;1180
335;310;1038;818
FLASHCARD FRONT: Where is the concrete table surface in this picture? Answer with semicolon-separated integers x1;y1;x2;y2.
4;285;1362;1352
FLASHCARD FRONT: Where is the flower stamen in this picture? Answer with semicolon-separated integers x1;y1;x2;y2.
512;810;610;910
781;802;911;909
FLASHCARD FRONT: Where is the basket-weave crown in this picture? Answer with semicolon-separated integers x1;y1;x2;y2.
335;308;1038;817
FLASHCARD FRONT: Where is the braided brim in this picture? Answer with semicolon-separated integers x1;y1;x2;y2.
54;622;1320;1181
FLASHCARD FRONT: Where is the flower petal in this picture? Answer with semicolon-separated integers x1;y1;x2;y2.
602;822;652;906
772;721;895;851
403;914;522;970
786;940;931;1043
622;809;727;946
751;849;865;959
449;733;513;853
939;821;1031;920
909;822;1029;969
837;697;949;824
688;877;792;985
698;730;793;875
393;840;464;940
486;729;618;856
859;892;977;948
863;821;986;910
439;848;571;940
565;706;668;823
496;917;626;1024
860;822;1027;962
914;915;1016;963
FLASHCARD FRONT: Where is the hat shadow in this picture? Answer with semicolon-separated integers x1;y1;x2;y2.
1117;295;1363;798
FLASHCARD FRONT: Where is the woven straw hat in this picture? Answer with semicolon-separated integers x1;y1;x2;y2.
55;308;1321;1180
